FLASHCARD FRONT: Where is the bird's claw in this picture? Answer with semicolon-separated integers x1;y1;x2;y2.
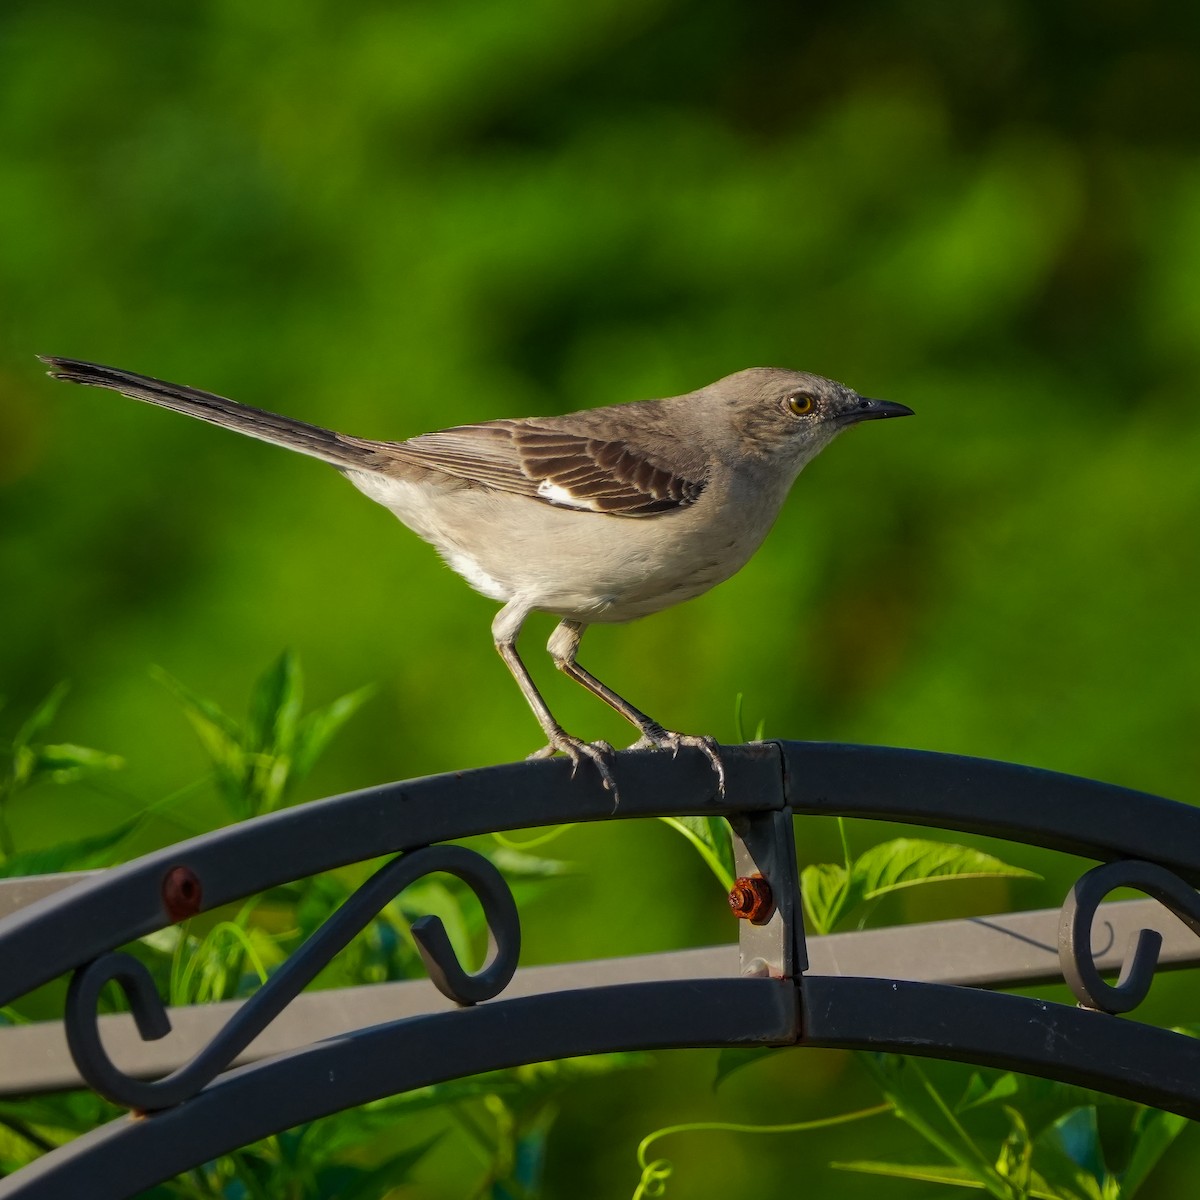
629;729;726;795
528;734;619;800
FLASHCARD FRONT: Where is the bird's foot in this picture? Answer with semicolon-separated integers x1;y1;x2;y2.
628;727;726;796
528;733;618;798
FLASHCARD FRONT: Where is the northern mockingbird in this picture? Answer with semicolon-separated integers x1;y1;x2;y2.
41;357;912;795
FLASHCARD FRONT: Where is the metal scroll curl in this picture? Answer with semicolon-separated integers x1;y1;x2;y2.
1059;859;1200;1014
65;844;520;1111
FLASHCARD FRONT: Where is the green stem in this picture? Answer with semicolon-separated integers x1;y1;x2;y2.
633;1104;892;1200
837;816;852;873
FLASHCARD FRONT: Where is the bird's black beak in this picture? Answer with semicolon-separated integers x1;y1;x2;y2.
838;396;915;425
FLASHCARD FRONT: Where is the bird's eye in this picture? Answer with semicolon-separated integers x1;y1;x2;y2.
786;391;815;416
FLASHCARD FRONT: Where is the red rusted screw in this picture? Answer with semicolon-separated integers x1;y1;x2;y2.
162;865;203;922
728;874;773;923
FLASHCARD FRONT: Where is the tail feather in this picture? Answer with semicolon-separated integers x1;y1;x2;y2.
39;356;383;471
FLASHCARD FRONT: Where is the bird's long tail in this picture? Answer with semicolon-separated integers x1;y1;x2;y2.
39;356;385;471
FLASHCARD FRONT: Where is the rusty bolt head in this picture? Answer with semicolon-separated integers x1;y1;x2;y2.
162;865;203;922
728;874;773;923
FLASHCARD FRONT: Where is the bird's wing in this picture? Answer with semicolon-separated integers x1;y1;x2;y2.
389;418;707;516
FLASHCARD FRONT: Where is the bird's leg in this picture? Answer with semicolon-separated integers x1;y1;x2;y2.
492;602;617;795
547;620;726;794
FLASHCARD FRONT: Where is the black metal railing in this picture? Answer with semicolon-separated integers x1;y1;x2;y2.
0;741;1197;1199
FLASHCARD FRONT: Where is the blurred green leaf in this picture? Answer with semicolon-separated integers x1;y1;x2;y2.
246;649;304;756
11;683;71;752
0;820;137;877
659;815;735;891
151;664;249;814
831;1159;1061;1197
312;1131;444;1200
713;1046;778;1089
853;1056;1187;1200
293;683;376;780
486;845;573;879
25;743;124;783
1;685;124;861
732;693;766;743
1119;1107;1189;1196
1032;1109;1107;1200
154;655;373;818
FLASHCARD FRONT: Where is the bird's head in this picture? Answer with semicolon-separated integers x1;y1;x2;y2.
708;367;912;474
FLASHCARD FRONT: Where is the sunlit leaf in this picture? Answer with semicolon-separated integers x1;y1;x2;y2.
800;861;854;936
957;1071;1020;1113
996;1106;1034;1196
852;839;1040;903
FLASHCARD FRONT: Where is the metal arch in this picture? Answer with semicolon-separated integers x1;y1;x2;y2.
5;741;1200;1010
0;979;799;1200
3;743;1200;1196
800;974;1200;1119
778;742;1200;885
0;744;779;1010
5;974;1200;1198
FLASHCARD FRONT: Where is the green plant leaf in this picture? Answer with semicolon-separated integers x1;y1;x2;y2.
0;820;137;877
831;1160;997;1191
800;861;854;936
659;815;735;891
152;664;249;812
154;655;373;818
292;683;376;780
28;743;124;783
485;845;573;879
713;1046;780;1089
313;1131;444;1200
852;839;1040;904
1119;1106;1189;1197
246;650;304;756
857;1055;1012;1199
832;1159;1066;1198
1029;1108;1107;1200
958;1072;1021;1113
11;682;71;751
996;1106;1034;1197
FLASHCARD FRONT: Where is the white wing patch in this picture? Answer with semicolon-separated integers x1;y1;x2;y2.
441;548;512;602
535;478;597;511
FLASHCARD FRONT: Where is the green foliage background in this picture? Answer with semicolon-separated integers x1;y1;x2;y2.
2;0;1199;1195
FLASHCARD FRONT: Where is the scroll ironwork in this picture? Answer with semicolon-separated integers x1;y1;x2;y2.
64;844;520;1110
1058;858;1200;1014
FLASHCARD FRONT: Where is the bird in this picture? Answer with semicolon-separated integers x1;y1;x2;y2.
40;356;912;797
